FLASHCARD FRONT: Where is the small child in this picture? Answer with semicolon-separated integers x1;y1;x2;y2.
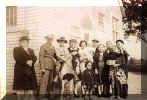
82;61;96;100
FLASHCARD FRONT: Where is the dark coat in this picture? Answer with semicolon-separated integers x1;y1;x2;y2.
13;46;37;90
82;69;96;89
103;48;114;82
102;48;114;96
93;48;105;84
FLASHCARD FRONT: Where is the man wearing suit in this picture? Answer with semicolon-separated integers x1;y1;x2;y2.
39;34;57;99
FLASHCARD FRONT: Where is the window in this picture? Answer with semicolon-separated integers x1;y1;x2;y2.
6;6;17;26
98;13;104;28
84;33;89;41
112;16;119;41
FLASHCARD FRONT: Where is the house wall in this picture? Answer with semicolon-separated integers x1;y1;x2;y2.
90;6;123;43
6;6;26;92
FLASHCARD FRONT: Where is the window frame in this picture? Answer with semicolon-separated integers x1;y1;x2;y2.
98;12;104;28
6;6;17;32
112;16;119;41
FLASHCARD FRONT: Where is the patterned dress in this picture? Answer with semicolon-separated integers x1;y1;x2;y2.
108;47;129;98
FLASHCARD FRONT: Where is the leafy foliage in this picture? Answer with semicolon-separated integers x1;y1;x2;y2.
121;0;144;41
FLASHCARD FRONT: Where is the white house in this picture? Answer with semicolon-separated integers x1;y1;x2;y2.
6;4;124;92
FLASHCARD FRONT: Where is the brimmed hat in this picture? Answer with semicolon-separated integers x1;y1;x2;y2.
92;39;99;43
69;39;77;43
44;34;54;40
116;39;124;44
57;37;67;43
19;36;30;42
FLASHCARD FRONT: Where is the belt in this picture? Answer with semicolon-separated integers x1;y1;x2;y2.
44;55;54;57
45;68;53;71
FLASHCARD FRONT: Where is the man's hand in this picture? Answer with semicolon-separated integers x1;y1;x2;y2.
56;61;61;72
27;60;33;66
56;67;60;72
94;84;97;88
41;69;46;73
95;69;98;74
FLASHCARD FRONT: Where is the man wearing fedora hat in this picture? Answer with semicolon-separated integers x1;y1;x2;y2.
91;39;99;62
39;34;57;99
92;39;99;50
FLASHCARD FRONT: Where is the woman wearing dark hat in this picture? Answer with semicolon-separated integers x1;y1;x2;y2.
68;39;80;70
92;39;99;51
55;37;75;95
13;36;37;99
68;39;81;96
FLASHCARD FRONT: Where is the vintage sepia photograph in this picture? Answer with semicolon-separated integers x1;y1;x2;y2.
4;0;147;100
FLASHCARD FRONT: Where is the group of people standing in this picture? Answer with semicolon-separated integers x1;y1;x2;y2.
13;33;129;100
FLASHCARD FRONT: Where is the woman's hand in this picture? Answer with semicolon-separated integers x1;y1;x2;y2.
83;85;87;89
71;51;77;55
27;60;33;66
95;69;98;74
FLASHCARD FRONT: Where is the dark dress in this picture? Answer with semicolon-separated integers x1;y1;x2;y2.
68;47;80;70
102;48;113;96
13;46;37;90
68;47;81;80
82;69;96;90
93;48;105;85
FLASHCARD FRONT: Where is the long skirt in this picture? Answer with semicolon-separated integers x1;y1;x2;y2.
13;65;37;90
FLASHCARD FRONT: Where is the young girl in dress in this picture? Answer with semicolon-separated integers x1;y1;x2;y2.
82;61;96;100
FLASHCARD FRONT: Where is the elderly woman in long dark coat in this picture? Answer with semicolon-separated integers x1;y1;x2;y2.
13;36;37;98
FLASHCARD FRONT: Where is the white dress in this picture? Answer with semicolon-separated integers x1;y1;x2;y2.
77;47;93;73
55;46;74;79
